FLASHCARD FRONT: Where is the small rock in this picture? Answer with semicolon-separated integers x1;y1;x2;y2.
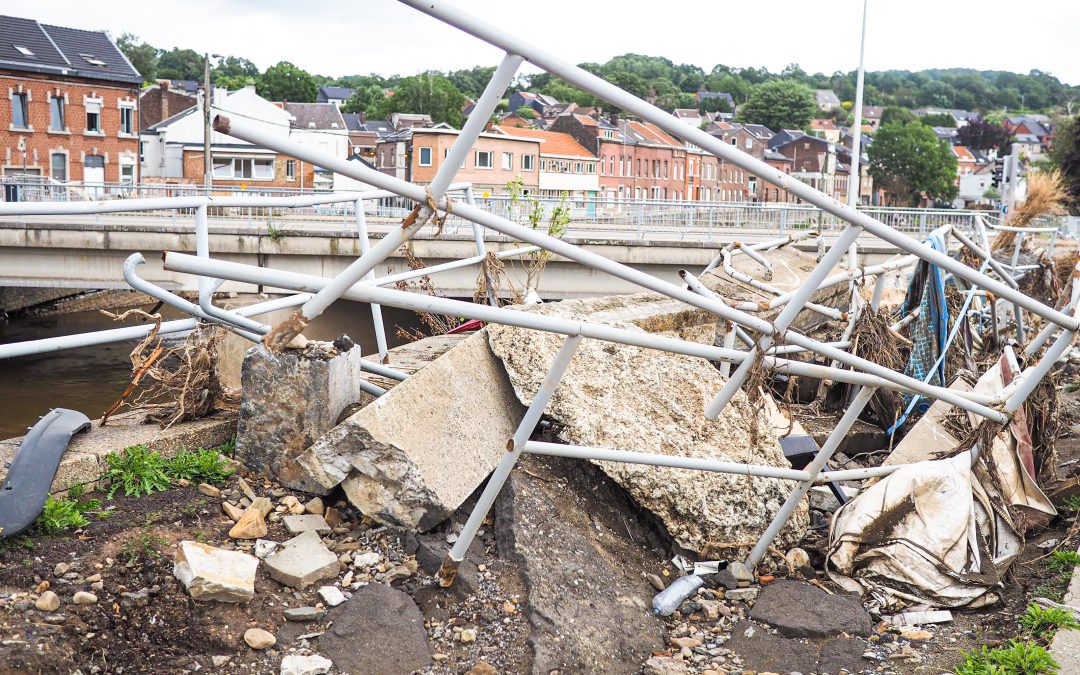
671;636;703;649
318;586;346;607
43;613;67;625
222;502;245;522
173;541;259;602
465;662;498;675
281;495;305;515
643;655;690;674
237;477;257;501
727;561;754;583
72;591;98;605
211;656;232;667
786;548;810;569
53;562;70;577
35;580;50;593
712;568;739;590
304;497;325;515
198;483;222;498
725;588;759;602
352;552;381;569
279;653;332;675
900;629;933;641
285;334;310;350
284;606;327;622
254;539;280;559
323;507;343;528
243;627;276;650
383;560;418;583
229;508;268;540
698;599;722;621
251;497;273;518
35;591;60;612
460;628;477;643
84;573;101;584
758;574;775;585
283;514;330;535
90;581;104;592
646;573;666;591
263;530;340;590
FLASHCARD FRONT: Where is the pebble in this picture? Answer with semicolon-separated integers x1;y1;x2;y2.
229;508;269;539
84;573;102;583
211;656;232;667
73;591;98;605
251;497;274;518
222;502;245;522
284;606;326;622
460;628;477;643
671;636;703;649
725;587;759;602
727;562;754;583
646;573;666;591
352;551;381;568
43;613;67;625
786;548;810;569
244;627;276;650
304;497;325;515
317;586;346;607
237;477;257;501
281;495;305;515
279;653;332;675
35;581;50;593
53;562;70;577
465;661;498;675
35;591;60;612
254;539;280;560
198;483;222;498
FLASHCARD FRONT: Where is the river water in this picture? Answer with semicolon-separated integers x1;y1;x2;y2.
0;300;421;440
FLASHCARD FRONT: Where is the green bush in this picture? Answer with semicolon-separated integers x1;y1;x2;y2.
956;640;1059;675
36;494;101;534
1048;550;1080;576
167;447;235;484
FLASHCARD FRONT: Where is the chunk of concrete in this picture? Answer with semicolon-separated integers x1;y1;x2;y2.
318;583;432;674
486;299;808;555
235;342;365;491
279;654;333;675
303;330;525;531
282;514;330;535
263;530;340;590
173;541;258;603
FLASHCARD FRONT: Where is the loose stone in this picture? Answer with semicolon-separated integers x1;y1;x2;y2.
35;591;60;612
244;627;276;650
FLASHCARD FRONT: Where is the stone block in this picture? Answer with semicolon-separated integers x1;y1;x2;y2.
263;530;340;590
304;330;525;531
283;514;330;535
173;541;258;603
235;342;365;491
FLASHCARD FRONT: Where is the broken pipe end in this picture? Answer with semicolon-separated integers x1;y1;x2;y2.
213;114;231;134
261;309;310;354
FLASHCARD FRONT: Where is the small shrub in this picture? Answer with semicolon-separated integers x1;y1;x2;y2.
167;447;234;484
1049;550;1080;576
956;640;1059;675
1020;602;1079;638
103;445;171;499
35;494;101;534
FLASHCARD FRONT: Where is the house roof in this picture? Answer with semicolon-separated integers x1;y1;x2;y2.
317;85;354;102
952;146;976;162
742;123;775;140
0;15;142;84
494;125;595;158
811;118;839;131
862;105;884;118
285;103;346;130
572;113;599;127
1015;133;1041;144
815;90;842;107
696;91;735;107
625;120;681;147
673;108;701;118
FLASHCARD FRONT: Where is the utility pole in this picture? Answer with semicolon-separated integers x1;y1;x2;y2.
1007;142;1020;215
846;0;868;207
203;53;212;192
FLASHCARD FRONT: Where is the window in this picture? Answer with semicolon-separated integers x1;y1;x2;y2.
475;150;493;169
79;53;106;67
744;138;753;150
85;101;101;133
14;45;35;57
587;163;595;174
502;152;513;170
49;97;65;131
120;161;135;184
418;147;432;166
730;138;737;146
119;106;134;135
286;160;296;180
11;92;28;129
521;154;534;171
574;162;583;173
50;153;66;181
212;157;274;180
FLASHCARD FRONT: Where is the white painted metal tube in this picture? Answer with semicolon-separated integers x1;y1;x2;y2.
720;249;844;320
0;292;309;360
194;204;270;334
747;386;875;566
524;441;812;481
951;226;1019;290
511;335;582;451
357;378;387;398
375;245;539;288
765;255;918;310
354;200;388;359
359;360;408;382
397;0;1078;332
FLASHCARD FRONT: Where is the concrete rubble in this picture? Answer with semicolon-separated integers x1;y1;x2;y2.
262;530;340;590
173;541;259;603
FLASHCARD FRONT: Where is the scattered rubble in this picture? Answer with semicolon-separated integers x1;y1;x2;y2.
262;530;340;589
173;540;259;602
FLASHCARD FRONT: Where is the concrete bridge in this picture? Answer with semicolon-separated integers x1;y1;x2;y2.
0;213;905;301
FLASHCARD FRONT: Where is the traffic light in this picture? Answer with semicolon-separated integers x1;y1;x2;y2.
991;158;1004;189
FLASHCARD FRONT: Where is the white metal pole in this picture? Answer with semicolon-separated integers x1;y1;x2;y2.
846;0;868;208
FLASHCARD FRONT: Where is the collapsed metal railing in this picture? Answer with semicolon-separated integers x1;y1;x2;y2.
0;0;1074;587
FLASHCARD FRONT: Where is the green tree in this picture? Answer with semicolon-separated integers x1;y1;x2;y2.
880;106;915;126
1049;115;1080;207
342;84;386;116
373;72;466;126
213;55;259;79
920;112;957;127
514;106;537;119
257;61;317;102
736;80;817;131
956;119;1012;154
116;33;158;81
868;122;958;206
156;48;203;80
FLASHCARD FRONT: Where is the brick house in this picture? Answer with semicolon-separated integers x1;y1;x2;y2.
377;124;541;195
139;81;196;130
770;131;843;200
492;125;599;205
1;15;143;188
284;102;350;190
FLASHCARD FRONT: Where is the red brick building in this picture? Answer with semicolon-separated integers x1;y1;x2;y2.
1;15;143;187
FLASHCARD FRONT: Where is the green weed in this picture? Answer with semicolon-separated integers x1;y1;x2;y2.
103;445;171;498
1059;495;1080;512
1049;550;1080;576
167;447;234;484
956;640;1058;675
35;494;101;534
1034;583;1066;603
1020;602;1080;638
120;529;167;566
266;223;286;242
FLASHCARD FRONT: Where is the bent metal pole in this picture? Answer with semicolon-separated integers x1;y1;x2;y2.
247;52;525;352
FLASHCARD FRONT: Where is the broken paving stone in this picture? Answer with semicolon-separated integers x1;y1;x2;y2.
317;586;346;607
727;561;754;584
244;627;276;650
263;530;340;590
749;580;872;638
283;514;330;535
318;583;431;675
229;508;269;539
253;539;279;559
173;541;259;603
236;344;366;491
725;587;759;602
279;654;333;675
284;606;327;622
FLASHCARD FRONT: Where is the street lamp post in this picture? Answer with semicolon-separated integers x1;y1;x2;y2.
847;0;869;207
203;53;223;192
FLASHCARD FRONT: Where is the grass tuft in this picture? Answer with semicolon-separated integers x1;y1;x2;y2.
167;447;235;484
1049;550;1080;576
103;445;171;499
1020;602;1080;639
956;640;1058;675
119;529;167;566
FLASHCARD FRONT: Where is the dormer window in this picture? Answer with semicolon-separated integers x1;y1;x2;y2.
79;53;107;67
14;45;35;57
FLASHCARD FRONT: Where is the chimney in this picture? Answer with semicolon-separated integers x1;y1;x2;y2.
162;90;169;121
213;86;228;108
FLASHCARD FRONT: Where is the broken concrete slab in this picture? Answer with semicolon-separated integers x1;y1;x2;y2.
487;298;809;555
235;342;365;492
494;455;665;674
0;409;235;495
282;514;330;535
302;330;525;530
262;530;340;590
173;541;258;603
318;582;431;675
279;654;332;675
748;580;872;638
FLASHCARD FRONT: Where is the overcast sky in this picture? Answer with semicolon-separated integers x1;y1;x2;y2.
8;0;1080;85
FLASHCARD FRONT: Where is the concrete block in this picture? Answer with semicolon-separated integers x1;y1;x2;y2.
283;514;330;535
235;342;365;492
263;530;340;590
173;541;258;603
